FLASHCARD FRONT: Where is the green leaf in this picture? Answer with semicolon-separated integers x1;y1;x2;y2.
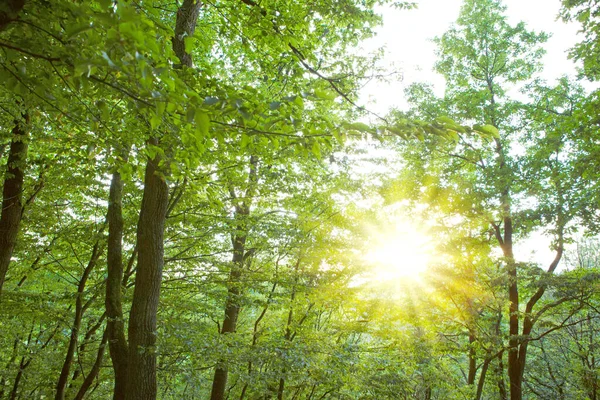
240;134;251;148
66;24;92;40
314;89;338;100
184;36;195;54
150;113;161;130
186;107;195;124
345;122;372;133
194;110;210;137
475;124;500;138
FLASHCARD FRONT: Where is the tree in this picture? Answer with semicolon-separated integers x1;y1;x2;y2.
387;1;595;399
560;0;600;81
0;0;415;398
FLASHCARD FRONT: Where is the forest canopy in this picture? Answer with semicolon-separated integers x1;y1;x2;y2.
0;0;599;399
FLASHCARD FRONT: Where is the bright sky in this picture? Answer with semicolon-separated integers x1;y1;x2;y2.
361;0;582;114
357;0;582;278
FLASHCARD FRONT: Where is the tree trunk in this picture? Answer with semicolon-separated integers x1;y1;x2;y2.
210;235;247;400
515;244;563;395
497;351;508;400
8;356;27;400
8;326;34;400
69;313;106;387
106;168;129;399
467;332;477;385
507;258;521;400
475;356;491;400
239;282;277;400
211;157;258;400
0;0;25;31
124;148;169;400
73;328;109;400
123;0;199;397
276;282;296;400
277;259;306;400
0;113;29;293
0;337;20;398
55;238;104;400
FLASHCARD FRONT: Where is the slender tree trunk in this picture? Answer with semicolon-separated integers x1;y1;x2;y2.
587;314;598;400
9;323;58;399
507;258;521;400
496;351;508;400
0;337;19;398
210;234;247;400
70;313;106;386
475;356;491;400
211;157;258;400
423;387;432;400
0;113;29;293
240;282;277;400
277;378;285;400
467;331;477;385
8;356;27;400
73;328;109;400
106;168;129;399
55;238;104;400
8;326;34;400
276;259;307;400
276;283;296;400
515;243;563;394
124;148;169;400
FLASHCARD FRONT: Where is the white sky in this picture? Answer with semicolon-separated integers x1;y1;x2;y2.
360;0;583;114
357;0;586;271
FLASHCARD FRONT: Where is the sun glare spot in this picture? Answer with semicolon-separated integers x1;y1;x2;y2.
364;219;434;282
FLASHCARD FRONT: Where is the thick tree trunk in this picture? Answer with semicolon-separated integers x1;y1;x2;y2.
123;0;199;397
491;131;520;399
124;149;169;400
106;168;129;399
0;113;29;293
0;0;25;31
55;238;104;400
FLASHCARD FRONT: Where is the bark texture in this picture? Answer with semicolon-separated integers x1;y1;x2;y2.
124;150;169;400
0;113;29;293
55;238;104;400
210;156;258;400
106;169;129;399
73;328;109;400
123;1;200;398
172;0;202;68
210;217;249;400
0;0;25;31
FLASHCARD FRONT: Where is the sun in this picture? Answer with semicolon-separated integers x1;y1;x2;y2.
363;218;434;282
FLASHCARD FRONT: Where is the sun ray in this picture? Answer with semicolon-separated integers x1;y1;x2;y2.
363;217;434;283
